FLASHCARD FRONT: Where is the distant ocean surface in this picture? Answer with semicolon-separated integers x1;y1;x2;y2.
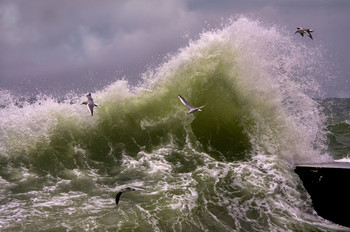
1;17;350;231
321;98;350;161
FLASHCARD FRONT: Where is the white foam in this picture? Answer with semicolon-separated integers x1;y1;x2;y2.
334;157;350;163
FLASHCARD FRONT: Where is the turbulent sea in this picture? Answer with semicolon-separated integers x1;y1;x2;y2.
1;17;350;231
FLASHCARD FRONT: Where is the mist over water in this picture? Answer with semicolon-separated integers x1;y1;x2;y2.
0;17;347;231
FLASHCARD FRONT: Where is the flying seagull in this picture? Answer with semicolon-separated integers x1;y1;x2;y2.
115;187;145;205
178;94;205;114
81;93;98;116
295;27;314;40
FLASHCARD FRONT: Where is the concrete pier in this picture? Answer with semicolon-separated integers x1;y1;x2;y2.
295;162;350;228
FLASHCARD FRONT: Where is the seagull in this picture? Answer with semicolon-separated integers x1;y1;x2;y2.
178;94;205;114
81;93;98;116
115;187;145;205
295;27;314;40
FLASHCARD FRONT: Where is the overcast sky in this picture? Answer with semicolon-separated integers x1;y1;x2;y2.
0;0;349;97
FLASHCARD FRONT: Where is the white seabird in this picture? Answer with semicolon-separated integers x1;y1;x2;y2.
115;187;144;205
178;94;205;114
81;93;98;116
295;27;314;40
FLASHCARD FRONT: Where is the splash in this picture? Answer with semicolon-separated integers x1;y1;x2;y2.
0;17;332;165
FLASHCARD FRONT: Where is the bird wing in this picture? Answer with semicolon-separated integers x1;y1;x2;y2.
87;104;94;116
178;95;195;110
307;32;313;40
122;187;136;192
116;192;124;205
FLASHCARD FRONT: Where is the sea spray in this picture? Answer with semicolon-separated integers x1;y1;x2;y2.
138;16;331;162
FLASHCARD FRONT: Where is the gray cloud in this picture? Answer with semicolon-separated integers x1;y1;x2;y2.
0;0;349;97
0;0;201;94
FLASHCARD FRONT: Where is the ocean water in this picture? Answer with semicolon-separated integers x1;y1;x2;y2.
1;17;349;231
321;98;350;161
